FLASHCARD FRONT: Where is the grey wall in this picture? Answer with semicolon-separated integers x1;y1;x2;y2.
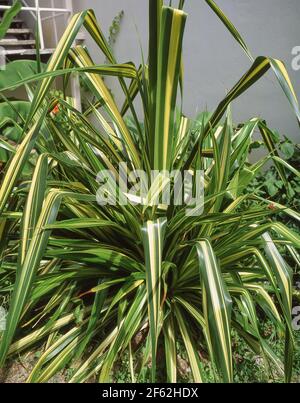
72;0;300;143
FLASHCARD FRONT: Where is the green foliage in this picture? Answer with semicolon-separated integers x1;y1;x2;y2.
0;0;21;40
0;1;299;384
250;141;300;206
108;10;124;49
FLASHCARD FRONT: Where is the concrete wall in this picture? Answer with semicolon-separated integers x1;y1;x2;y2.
71;0;300;143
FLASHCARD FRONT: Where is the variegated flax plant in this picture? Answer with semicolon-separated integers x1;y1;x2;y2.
0;0;300;383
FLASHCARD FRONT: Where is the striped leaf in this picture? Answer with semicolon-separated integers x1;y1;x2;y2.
0;111;46;214
142;218;167;381
262;232;293;325
210;110;232;211
0;190;96;365
196;239;233;383
27;11;90;123
163;313;177;383
68;46;141;170
154;6;187;170
174;305;204;382
205;0;253;60
185;56;300;168
148;0;163;95
99;288;147;382
262;232;294;382
19;154;48;265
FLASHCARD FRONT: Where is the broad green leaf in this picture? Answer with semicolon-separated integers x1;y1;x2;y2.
0;1;22;40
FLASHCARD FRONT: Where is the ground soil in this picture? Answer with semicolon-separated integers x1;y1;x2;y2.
0;352;67;383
